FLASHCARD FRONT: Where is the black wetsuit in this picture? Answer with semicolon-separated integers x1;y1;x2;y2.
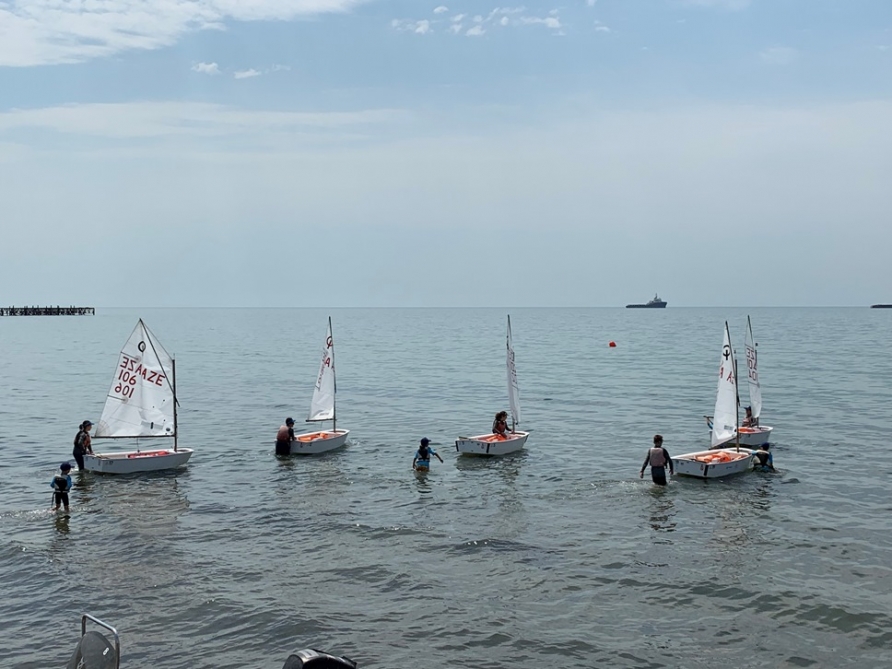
72;429;88;470
641;446;674;485
52;474;71;509
753;449;775;472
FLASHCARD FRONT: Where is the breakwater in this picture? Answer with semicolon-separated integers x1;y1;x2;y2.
0;305;95;316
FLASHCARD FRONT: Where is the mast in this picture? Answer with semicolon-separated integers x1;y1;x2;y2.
728;321;740;454
172;357;178;452
330;316;336;433
507;315;515;433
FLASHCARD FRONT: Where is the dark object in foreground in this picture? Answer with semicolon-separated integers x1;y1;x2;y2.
1;305;94;316
626;294;667;308
65;614;358;668
283;649;358;668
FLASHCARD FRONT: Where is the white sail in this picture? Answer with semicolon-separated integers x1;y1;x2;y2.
711;321;738;448
506;315;521;428
307;318;336;422
745;316;763;420
95;319;176;439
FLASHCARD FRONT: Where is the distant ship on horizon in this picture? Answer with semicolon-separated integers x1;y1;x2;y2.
870;303;892;309
626;294;667;309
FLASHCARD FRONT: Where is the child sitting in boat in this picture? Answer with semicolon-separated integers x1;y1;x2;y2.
492;411;509;437
742;406;758;427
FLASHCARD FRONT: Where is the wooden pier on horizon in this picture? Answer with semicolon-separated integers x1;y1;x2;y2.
1;306;95;316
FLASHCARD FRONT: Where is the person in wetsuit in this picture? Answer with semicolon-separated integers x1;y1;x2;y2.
51;463;73;511
492;411;509;437
752;443;775;472
413;438;443;472
72;420;93;470
276;417;295;455
640;434;674;485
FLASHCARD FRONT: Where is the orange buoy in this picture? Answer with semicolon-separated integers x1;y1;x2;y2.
608;341;617;348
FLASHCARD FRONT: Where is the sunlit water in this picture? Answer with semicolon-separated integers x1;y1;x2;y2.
1;308;891;668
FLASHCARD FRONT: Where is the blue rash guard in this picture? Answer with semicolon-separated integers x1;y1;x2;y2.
414;448;437;468
50;475;72;492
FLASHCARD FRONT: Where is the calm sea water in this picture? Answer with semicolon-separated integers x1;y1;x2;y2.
1;308;891;668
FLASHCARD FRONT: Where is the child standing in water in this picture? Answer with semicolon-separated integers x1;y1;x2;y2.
51;463;73;512
413;438;443;472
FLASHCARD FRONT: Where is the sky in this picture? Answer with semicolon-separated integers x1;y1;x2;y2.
1;0;890;307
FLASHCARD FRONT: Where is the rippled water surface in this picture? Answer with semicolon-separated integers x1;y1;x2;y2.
2;308;891;668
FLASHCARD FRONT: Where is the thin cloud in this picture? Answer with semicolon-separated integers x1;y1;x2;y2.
393;6;561;37
391;18;433;34
192;62;221;75
519;16;562;30
0;0;368;67
234;69;262;79
433;5;449;14
0;102;409;140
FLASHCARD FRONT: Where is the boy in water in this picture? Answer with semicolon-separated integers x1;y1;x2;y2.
51;463;73;512
640;434;674;485
413;438;443;472
752;444;776;472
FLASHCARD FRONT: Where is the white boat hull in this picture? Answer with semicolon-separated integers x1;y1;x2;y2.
735;425;773;447
706;418;774;446
455;431;528;456
672;448;754;479
289;429;349;455
83;448;193;474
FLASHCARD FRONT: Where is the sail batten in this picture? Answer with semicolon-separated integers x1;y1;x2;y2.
506;315;521;428
95;319;176;439
307;319;336;423
711;322;738;448
745;316;763;420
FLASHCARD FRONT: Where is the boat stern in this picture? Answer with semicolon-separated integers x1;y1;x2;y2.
289;429;350;455
671;448;754;479
455;432;528;456
84;448;193;474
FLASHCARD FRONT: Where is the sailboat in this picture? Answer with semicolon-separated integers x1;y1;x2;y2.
738;316;774;446
673;322;754;479
289;317;349;454
455;315;529;456
704;316;774;447
84;319;193;474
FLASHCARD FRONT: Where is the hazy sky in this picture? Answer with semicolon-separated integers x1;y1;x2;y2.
1;0;890;307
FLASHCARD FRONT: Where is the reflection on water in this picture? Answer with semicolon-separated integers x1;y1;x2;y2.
646;488;676;533
413;468;433;494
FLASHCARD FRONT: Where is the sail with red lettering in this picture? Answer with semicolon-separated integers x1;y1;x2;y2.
711;322;738;448
745;316;762;421
95;319;176;439
307;318;336;422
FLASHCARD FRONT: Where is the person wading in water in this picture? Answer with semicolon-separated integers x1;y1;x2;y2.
640;434;674;486
413;438;443;472
276;418;296;456
72;420;93;470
